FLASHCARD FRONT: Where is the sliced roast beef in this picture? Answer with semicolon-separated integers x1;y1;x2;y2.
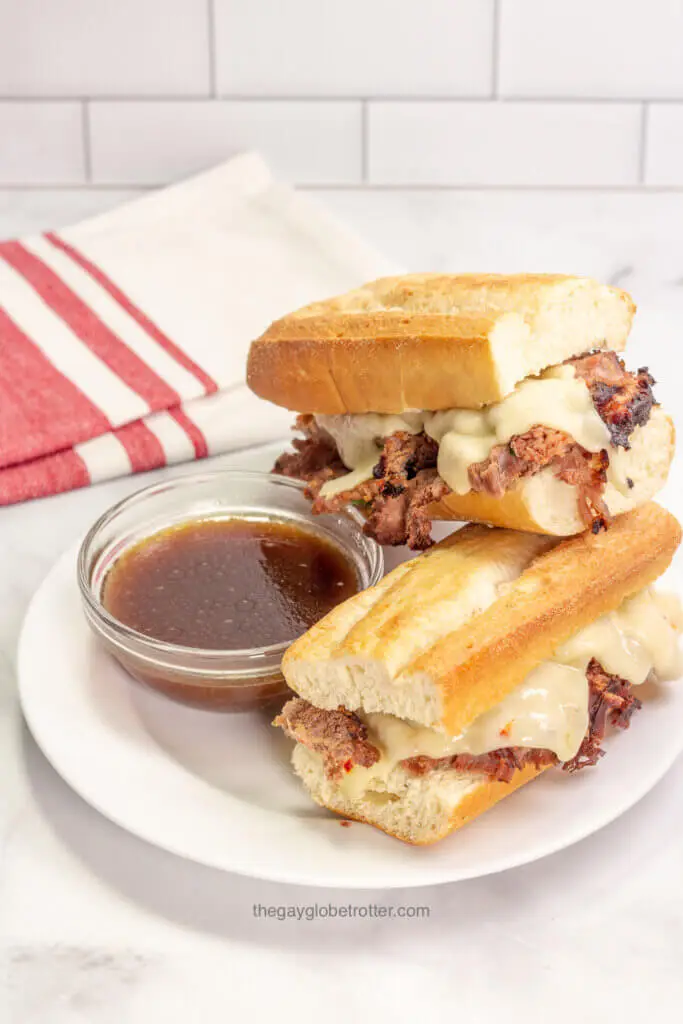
468;426;611;533
275;660;643;785
402;748;558;784
467;426;578;498
568;350;655;448
373;431;439;487
274;697;380;781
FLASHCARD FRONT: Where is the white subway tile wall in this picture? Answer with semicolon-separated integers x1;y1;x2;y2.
368;102;641;185
499;0;683;99
0;1;210;97
645;105;683;185
89;102;362;185
0;103;85;184
212;0;494;97
0;0;682;188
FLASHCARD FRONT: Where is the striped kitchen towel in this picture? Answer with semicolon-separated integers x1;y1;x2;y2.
0;153;396;505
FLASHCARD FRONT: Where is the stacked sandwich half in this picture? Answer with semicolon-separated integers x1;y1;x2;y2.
247;274;682;844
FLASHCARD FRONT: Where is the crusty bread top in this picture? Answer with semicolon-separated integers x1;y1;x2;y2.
283;503;681;736
247;273;636;413
288;273;630;320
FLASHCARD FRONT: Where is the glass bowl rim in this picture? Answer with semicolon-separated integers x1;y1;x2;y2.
77;468;384;665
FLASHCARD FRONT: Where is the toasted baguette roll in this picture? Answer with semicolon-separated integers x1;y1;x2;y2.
248;273;635;413
283;503;681;844
426;407;675;535
292;746;550;845
283;503;681;737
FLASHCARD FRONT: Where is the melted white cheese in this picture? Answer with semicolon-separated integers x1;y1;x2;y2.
317;411;425;499
426;376;610;495
337;587;683;798
557;588;683;683
317;459;379;500
315;371;610;500
316;412;425;468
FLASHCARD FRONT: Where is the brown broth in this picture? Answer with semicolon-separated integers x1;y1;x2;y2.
101;517;358;650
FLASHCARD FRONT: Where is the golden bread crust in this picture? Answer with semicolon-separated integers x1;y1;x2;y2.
429;503;681;734
283;504;681;737
248;314;503;412
247;273;635;412
426;487;551;533
289;272;632;319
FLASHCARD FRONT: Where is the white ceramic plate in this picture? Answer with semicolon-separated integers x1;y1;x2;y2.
18;444;683;888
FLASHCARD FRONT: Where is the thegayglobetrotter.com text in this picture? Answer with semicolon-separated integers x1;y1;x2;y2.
253;903;430;922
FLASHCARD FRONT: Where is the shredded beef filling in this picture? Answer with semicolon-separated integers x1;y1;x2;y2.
468;427;611;534
563;658;642;771
275;423;449;550
373;431;440;489
273;697;380;782
402;748;557;784
273;414;345;485
312;458;450;549
364;469;451;550
272;350;655;547
275;658;643;785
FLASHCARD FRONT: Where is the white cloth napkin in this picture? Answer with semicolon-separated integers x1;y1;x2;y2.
0;152;397;504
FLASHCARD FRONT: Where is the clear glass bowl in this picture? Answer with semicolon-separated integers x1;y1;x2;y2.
78;470;383;711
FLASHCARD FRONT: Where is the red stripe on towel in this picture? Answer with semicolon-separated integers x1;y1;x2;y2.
0;306;111;468
115;420;167;474
0;240;181;410
0;447;90;505
168;407;209;459
45;232;218;395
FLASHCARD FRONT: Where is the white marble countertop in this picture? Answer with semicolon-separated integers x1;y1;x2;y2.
2;187;683;1023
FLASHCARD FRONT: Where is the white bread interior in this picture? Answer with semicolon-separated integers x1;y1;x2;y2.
247;273;635;413
428;406;675;535
292;745;549;845
282;503;681;737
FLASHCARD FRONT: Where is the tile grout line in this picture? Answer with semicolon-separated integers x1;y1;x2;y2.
361;100;369;182
0;184;157;191
3;95;683;104
303;183;683;193
207;0;217;97
81;100;92;182
4;183;683;194
639;102;650;185
491;0;501;98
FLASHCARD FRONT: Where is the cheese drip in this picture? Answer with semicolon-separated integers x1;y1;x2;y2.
337;587;682;798
316;367;611;499
317;411;425;468
317;411;424;499
426;369;610;495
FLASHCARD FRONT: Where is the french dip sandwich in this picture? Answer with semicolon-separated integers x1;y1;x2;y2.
274;503;682;845
248;274;674;548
